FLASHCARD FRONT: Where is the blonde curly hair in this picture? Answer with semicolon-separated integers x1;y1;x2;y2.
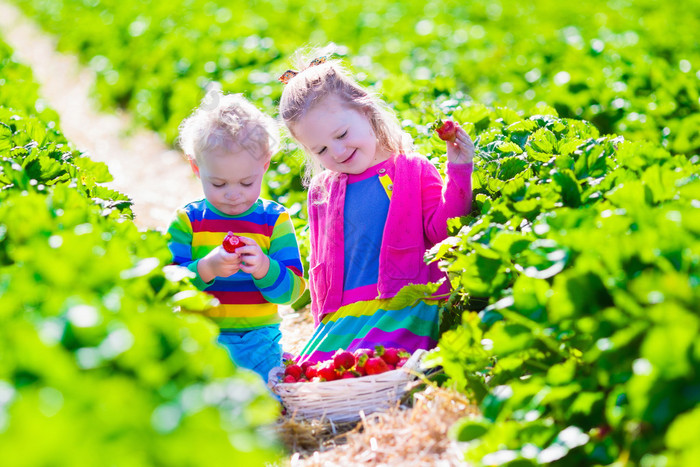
179;91;279;165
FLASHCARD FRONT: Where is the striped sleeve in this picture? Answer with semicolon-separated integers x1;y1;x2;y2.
167;207;210;290
252;209;306;304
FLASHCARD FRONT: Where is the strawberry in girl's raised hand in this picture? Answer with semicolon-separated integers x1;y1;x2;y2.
434;119;458;143
222;232;244;253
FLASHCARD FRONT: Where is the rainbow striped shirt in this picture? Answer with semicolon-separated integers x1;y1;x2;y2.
167;198;306;331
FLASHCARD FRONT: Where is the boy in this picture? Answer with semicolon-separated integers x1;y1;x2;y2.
168;92;305;382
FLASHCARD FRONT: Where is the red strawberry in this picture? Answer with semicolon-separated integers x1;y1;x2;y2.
355;356;368;376
283;375;297;383
364;357;389;375
340;371;358;379
384;349;400;365
396;357;408;368
333;349;356;371
316;361;338;381
222;232;244;253
376;346;401;366
435;119;458;142
284;364;303;380
303;362;318;380
353;348;374;359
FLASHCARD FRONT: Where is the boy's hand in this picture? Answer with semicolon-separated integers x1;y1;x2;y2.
197;246;243;283
236;236;271;280
446;124;475;164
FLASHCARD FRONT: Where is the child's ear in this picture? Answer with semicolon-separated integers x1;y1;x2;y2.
188;157;200;178
263;160;271;171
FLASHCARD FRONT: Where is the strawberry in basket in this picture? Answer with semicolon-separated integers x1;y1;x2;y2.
278;346;413;383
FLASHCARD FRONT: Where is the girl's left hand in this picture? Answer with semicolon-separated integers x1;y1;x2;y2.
446;125;475;164
235;236;271;280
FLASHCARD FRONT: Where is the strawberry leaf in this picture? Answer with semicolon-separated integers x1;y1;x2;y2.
386;283;442;309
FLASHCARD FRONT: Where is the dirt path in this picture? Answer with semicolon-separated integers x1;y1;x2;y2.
0;0;202;231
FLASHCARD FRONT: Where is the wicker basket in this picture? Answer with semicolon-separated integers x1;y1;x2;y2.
269;349;428;423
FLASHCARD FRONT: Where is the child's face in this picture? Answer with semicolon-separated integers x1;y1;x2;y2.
292;95;391;174
194;147;269;216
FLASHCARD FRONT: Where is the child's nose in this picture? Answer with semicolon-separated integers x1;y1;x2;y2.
330;141;346;161
225;188;240;200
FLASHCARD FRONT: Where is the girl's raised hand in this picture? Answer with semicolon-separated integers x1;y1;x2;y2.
446;124;475;164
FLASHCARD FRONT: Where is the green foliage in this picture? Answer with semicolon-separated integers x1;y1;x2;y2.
0;38;282;464
9;0;700;219
425;105;699;465
3;0;700;463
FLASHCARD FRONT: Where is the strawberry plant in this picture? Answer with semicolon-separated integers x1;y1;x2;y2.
0;39;282;464
11;0;700;158
421;103;699;464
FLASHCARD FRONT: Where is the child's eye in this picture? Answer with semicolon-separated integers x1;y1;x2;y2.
318;147;327;155
241;182;253;187
338;131;347;138
213;183;225;188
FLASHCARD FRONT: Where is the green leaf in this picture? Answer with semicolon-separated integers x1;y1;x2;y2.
385;282;442;309
497;141;524;154
528;128;557;153
552;169;582;207
451;418;491;442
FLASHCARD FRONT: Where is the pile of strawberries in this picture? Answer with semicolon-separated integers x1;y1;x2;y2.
280;346;412;383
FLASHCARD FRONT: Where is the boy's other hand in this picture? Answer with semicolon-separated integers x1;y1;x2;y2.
236;236;271;280
198;246;243;282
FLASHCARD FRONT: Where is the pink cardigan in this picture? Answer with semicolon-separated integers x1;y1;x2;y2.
307;152;473;324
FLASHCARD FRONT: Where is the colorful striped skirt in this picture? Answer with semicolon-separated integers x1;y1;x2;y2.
297;298;442;364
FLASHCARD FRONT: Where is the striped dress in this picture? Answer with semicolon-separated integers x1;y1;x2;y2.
167;198;305;331
298;159;441;364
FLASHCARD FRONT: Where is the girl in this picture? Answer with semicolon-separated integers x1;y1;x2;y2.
278;52;474;364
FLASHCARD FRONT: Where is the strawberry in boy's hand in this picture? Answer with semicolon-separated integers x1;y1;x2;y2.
434;119;458;142
222;232;244;253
